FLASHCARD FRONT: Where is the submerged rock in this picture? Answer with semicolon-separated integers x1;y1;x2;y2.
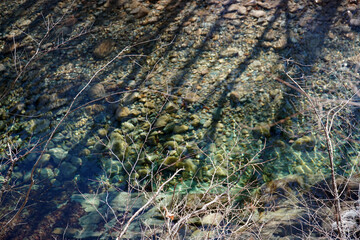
88;83;105;99
249;10;266;18
49;147;68;164
93;39;115;59
201;213;223;226
109;131;128;156
60;162;77;178
292;136;315;151
253;123;271;138
165;101;179;113
173;124;189;133
154;114;170;128
115;106;131;121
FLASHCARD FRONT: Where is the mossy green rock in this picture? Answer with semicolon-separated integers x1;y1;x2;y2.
115;107;131;121
292;136;315;151
109;131;128;155
154;114;170;128
184;159;197;172
171;134;184;142
163;156;179;166
173;124;189;133
165;101;179;113
164;140;178;150
253;122;270;137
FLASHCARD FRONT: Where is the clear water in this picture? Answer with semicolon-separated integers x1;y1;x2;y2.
0;0;359;238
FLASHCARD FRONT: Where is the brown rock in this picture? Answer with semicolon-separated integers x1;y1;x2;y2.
184;92;200;104
115;106;131;121
88;83;105;99
249;10;266;18
93;39;115;59
223;12;238;20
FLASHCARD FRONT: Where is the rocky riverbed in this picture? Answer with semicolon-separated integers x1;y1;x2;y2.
0;0;360;239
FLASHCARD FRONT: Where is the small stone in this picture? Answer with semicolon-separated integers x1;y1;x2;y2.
39;154;51;164
173;124;189;133
164;122;176;133
249;10;266;18
228;4;247;15
190;115;200;127
165;101;179;113
163;156;179;166
208;166;228;177
201;213;224;226
60;162;77;178
292;136;315;151
350;18;360;27
220;47;239;57
39;167;54;179
184;159;197;172
171;134;184;142
138;168;150;177
147;135;158;146
89;83;105;99
183;92;200;104
115;106;131;121
124;92;140;105
110;139;128;156
49;147;68;164
52;228;64;235
81;149;91;156
146;154;158;162
0;64;5;72
144;101;155;108
122;121;135;131
130;6;150;19
223;12;238;20
253;123;270;137
154;114;170;128
71;157;82;167
203;119;212;128
229;91;243;103
97;128;108;137
273;36;287;50
164;140;178;150
93;39;115;59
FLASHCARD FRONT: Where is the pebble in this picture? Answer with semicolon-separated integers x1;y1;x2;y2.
223;12;238;20
183;92;200;104
164;140;178;150
115;106;131;121
228;4;247;15
39;154;51;164
229;91;243;103
154;114;170;128
88;83;105;99
249;10;266;18
39;167;55;180
130;6;150;19
220;47;239;57
49;147;68;164
0;64;5;72
292;136;315;151
201;213;224;226
165;101;179;113
60;162;77;178
93;39;115;59
97;128;108;137
171;134;184;142
163;156;179;166
173;124;189;134
123;121;135;131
